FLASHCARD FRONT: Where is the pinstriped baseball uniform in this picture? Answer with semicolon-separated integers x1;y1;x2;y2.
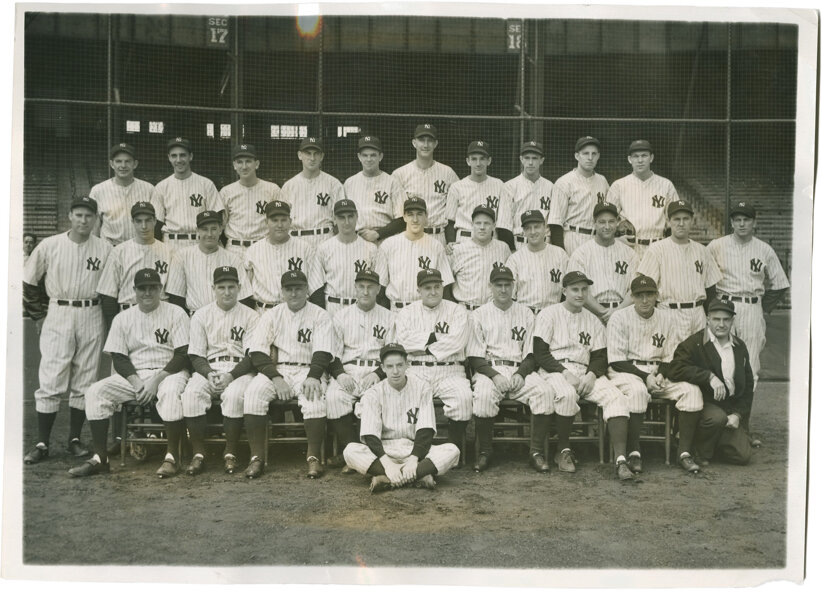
244;237;321;309
95;239;175;304
315;235;378;315
90;178;155;246
637;238;722;348
394;300;472;421
548;169;610;256
374;233;455;307
280;171;344;247
534;303;629;421
505;244;569;311
448;238;511;307
467;301;555;417
606;173;679;255
567;239;638;306
392;161;459;244
326;303;395;419
446;175;511;238
243;302;334;418
606;306;702;413
343;171;406;230
502;173;554;247
85;302;191;422
220;178;281;255
24;232;112;413
707;234;790;382
151;172;223;247
183;301;260;419
164;245;248;312
343;374;460;476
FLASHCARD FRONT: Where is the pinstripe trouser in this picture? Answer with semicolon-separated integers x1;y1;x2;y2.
606;367;703;413
243;367;329;419
181;372;256;419
325;364;377;419
343;438;460;476
539;363;630;421
472;366;556;418
406;364;473;421
85;369;191;421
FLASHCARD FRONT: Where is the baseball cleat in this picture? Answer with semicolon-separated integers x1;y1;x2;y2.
555;449;576;473
340;464;356;475
369;475;392;493
413;474;437;490
678;453;700;474
616;460;634;481
106;437;124;456
24;444;49;464
529;452;550;473
474;452;491;473
185;455;205;476
244;458;264;479
306;456;323;479
223;454;238;474
326;455;346;468
67;438;90;458
627;453;643;473
68;459;110;477
156;459;178;478
693;454;710;468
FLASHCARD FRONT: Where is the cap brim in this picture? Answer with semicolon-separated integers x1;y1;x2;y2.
197;219;221;227
300;145;323;152
565;277;594;286
233;153;257;159
632;286;658;294
214;277;240;284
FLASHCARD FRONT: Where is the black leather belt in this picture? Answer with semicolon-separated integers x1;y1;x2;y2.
461;302;481;310
56;299;99;307
256;301;277;309
424;226;444;234
515;234;527;244
568;225;594;235
632;360;660;366
166;233;196;240
410;361;462;367
120;303;136;311
626;236;662;246
720;294;759;305
344;359;380;367
393;301;412;309
327;296;357;305
600;301;621;309
668;300;705;309
291;227;331;237
458;230;472;237
209;356;242;364
490;360;520;367
229;239;254;247
559;358;587;367
278;362;310;367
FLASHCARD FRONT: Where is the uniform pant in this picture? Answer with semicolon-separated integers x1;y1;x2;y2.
539;364;630;421
85;369;191;421
606;367;703;413
344;438;460;476
35;304;105;413
243;366;328;419
406;364;473;421
472;366;555;417
325;364;376;419
731;301;765;385
658;304;707;350
181;371;255;419
563;230;594;256
694;403;752;464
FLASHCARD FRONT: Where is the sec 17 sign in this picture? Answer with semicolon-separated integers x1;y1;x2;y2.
207;17;230;46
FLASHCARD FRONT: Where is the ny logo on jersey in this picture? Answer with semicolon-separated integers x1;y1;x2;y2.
614;260;628;275
316;193;331;207
154;260;168;275
287;257;304;271
434;321;450;334
297;328;312;343
750;258;763;273
374;191;388;205
651;195;666;208
597;192;606;203
154;328;170;344
406;407;419;425
433;180;447;194
354;259;368;273
540;196;550;211
230;326;245;343
418;256;431;269
550;268;561;283
255;200;267;215
651;333;666;348
372;325;386;340
485;196;500;210
511;326;526;342
694;260;704;274
189;193;204;207
86;257;101;271
578;331;591;346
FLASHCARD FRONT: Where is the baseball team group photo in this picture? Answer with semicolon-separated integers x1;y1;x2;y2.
7;6;811;579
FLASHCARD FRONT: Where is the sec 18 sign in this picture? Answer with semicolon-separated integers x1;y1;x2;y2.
207;17;230;46
506;20;522;52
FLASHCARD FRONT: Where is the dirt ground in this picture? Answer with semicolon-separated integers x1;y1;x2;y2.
20;380;787;570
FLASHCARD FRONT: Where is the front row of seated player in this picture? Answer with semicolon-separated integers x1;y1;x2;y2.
68;263;753;488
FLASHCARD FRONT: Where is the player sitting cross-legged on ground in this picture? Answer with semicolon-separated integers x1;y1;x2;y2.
343;343;460;493
68;268;191;477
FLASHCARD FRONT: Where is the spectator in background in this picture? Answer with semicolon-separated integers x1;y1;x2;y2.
23;232;37;264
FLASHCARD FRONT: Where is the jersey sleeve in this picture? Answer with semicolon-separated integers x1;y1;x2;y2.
331;177;345;202
164;253;187;297
591;316;606;352
415;381;437;432
546;179;569;226
23;241;48;286
390;175;406;218
374;243;390;287
636;243;661;282
444;183;462;223
394;307;431;353
304;245;323;294
427;303;469;361
606;310;630;363
95;249;122;297
358;387;383;439
245;311;274;355
605;181;622;215
206;179;224;212
310;311;336;355
104;313;130;355
188;310;209;356
532;309;554;345
149;184;167;223
465;311;487;358
764;246;790;290
170;307;191;348
435;242;455;286
702;247;722;289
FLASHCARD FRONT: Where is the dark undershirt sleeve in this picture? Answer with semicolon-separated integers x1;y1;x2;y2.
100;294;120;330
22;281;47;321
516;354;536;378
250;350;281;380
376;286;391;310
703;286;717;314
375;217;405;241
363;434;385;458
496;228;515;252
229;355;254;379
308;350;333;380
329;357;346;379
111;352;138;379
548;225;564;250
308;285;326;308
411;428;435;459
444;220;456;244
162;345;189;374
467;356;500;380
189;354;213;378
610;360;649;380
587;348;607;378
533;337;565;373
166;294;188;313
239;296;257;310
762;288;787;314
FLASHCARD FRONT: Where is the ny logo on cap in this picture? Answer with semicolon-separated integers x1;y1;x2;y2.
143;272;153;279
427;269;435;275
222;266;230;272
308;137;317;143
529;141;537;145
476;141;485;147
424;124;431;129
175;137;183;142
641;278;648;285
739;202;746;206
240;144;247;150
364;136;372;141
119;143;127;148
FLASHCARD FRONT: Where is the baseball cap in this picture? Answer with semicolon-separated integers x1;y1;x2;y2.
131;201;155;218
379;342;408;363
358;136;382;152
472;205;496;222
281;269;308;287
520;140;544;156
333;199;358;215
355;268;381;285
167;137;192;153
520;210;545;227
562;270;594;287
729;201;756;219
134;268;161;288
630;275;658;294
70;196;98;213
467;141;490;157
593;201;619;219
404;196;427;213
299;137;323;152
265;200;291;218
196;211;222;228
232;144;257;160
214;266;239;284
628;139;653;154
417;268;443;287
110;142;136;160
707;297;736;316
666;199;694;218
489;266;514;283
575;136;601;152
414;123;438;140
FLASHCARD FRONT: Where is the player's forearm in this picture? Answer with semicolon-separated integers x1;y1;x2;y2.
427;335;466;361
587;348;608;378
111;352;138;379
308;350;333;380
374;217;405;241
762;288;787;313
189;354;213;378
533;337;565;373
362;434;385;458
162;345;190;374
548;225;564;250
229;355;254;379
411;428;435;459
22;281;47;320
467;356;499;380
609;360;649;380
250;351;281;380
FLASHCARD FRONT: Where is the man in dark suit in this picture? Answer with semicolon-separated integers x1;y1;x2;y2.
661;297;753;469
